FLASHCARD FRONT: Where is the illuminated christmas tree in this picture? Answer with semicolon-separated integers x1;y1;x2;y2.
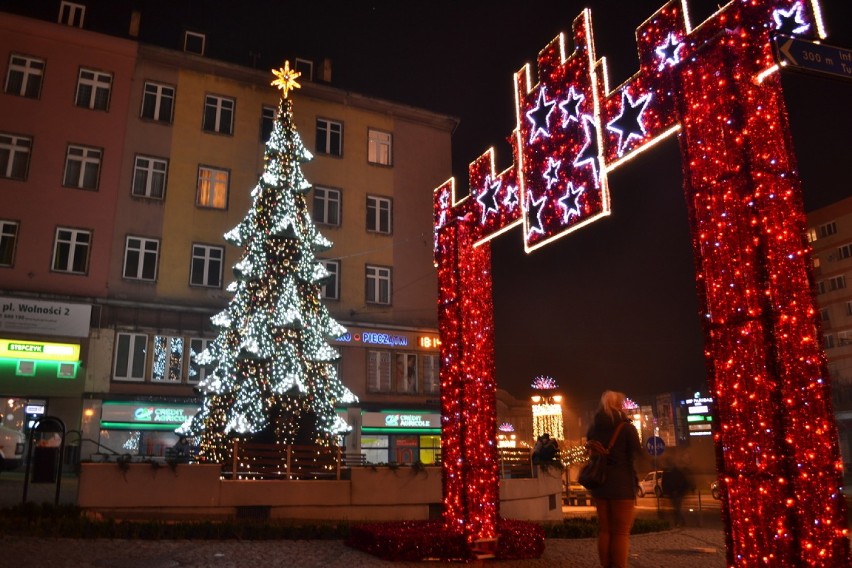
181;62;357;462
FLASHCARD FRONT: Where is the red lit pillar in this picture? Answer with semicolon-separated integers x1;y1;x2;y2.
675;36;849;566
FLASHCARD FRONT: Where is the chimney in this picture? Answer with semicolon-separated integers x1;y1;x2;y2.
129;10;141;38
321;58;332;83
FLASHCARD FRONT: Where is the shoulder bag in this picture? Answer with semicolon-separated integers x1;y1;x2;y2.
578;421;626;490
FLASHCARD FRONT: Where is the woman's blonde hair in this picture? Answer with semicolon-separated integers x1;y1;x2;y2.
600;390;626;422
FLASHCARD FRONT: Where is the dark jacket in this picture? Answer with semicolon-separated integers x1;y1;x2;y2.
585;412;642;500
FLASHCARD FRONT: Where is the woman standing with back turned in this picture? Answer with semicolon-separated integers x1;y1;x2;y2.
586;390;642;568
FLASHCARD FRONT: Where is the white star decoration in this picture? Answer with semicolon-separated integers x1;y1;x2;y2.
773;2;810;36
526;87;555;143
543;157;561;189
558;182;585;222
655;33;684;70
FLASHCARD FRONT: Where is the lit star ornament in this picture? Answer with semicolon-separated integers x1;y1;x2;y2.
526;87;555;143
607;90;652;156
773;2;810;36
476;176;502;224
271;61;302;98
558;182;585;222
655;33;684;70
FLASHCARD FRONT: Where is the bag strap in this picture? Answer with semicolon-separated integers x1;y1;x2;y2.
606;421;626;451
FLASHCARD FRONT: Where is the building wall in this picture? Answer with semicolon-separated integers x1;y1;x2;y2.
0;7;456;461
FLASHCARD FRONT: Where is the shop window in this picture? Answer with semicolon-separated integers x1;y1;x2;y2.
419;435;441;465
113;332;147;381
395;353;418;393
361;435;388;464
152;335;183;382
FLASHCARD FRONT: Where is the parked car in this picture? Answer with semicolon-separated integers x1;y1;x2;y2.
638;470;664;497
711;481;721;500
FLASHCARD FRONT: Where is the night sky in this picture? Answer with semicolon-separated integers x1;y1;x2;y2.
23;0;850;408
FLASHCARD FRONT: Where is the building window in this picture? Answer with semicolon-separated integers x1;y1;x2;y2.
829;275;846;291
190;244;224;287
366;265;391;305
132;155;168;199
184;31;206;55
52;227;90;274
294;58;314;81
203;95;234;135
319;259;340;300
361;435;389;464
140;82;175;123
819;222;837;239
0;133;31;180
123;236;159;281
113;332;147;381
820;308;830;323
197;166;229;209
188;338;213;384
813;257;821;269
367;196;392;234
313;186;341;226
838;244;852;260
817;281;826;295
75;68;112;111
423;354;440;395
316;118;342;156
59;1;85;27
152;335;183;382
368;129;392;165
840;331;852;347
4;54;44;98
260;105;275;142
367;350;392;392
396;353;418;393
824;334;835;349
0;220;19;267
846;301;852;316
63;145;101;190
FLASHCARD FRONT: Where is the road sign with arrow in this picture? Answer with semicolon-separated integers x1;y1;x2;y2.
772;35;852;82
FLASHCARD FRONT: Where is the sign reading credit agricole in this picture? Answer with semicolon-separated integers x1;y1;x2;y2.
362;412;441;429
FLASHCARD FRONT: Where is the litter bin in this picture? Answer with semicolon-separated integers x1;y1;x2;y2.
32;445;60;483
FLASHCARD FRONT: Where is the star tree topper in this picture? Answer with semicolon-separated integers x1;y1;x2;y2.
271;60;302;98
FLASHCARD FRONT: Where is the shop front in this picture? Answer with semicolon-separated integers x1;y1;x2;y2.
358;410;441;465
96;400;199;459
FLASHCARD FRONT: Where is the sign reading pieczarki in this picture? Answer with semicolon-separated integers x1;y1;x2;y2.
0;296;92;338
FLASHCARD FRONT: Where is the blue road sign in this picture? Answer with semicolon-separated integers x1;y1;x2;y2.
772;35;852;82
646;436;665;456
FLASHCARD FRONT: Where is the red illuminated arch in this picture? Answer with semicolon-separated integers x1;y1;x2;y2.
434;1;849;564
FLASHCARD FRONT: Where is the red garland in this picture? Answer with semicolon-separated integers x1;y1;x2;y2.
345;519;545;562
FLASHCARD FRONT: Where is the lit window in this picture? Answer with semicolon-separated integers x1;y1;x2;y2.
52;227;91;274
197;166;229;209
0;220;19;267
4;54;44;98
123;236;159;281
132;155;168;199
63;145;101;190
366;264;391;305
367;195;392;234
190;244;224;287
75;68;112;110
319;259;340;300
313;186;341;226
368;129;392;165
140;82;175;123
203;95;234;135
0;133;31;180
113;332;147;381
316;118;342;156
152;335;183;382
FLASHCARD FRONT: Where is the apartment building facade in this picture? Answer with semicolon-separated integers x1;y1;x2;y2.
807;195;852;474
0;5;457;465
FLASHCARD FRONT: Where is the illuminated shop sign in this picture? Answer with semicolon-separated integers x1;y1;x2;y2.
681;392;714;437
361;411;442;434
417;336;441;349
0;339;80;362
101;402;199;427
335;331;409;347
